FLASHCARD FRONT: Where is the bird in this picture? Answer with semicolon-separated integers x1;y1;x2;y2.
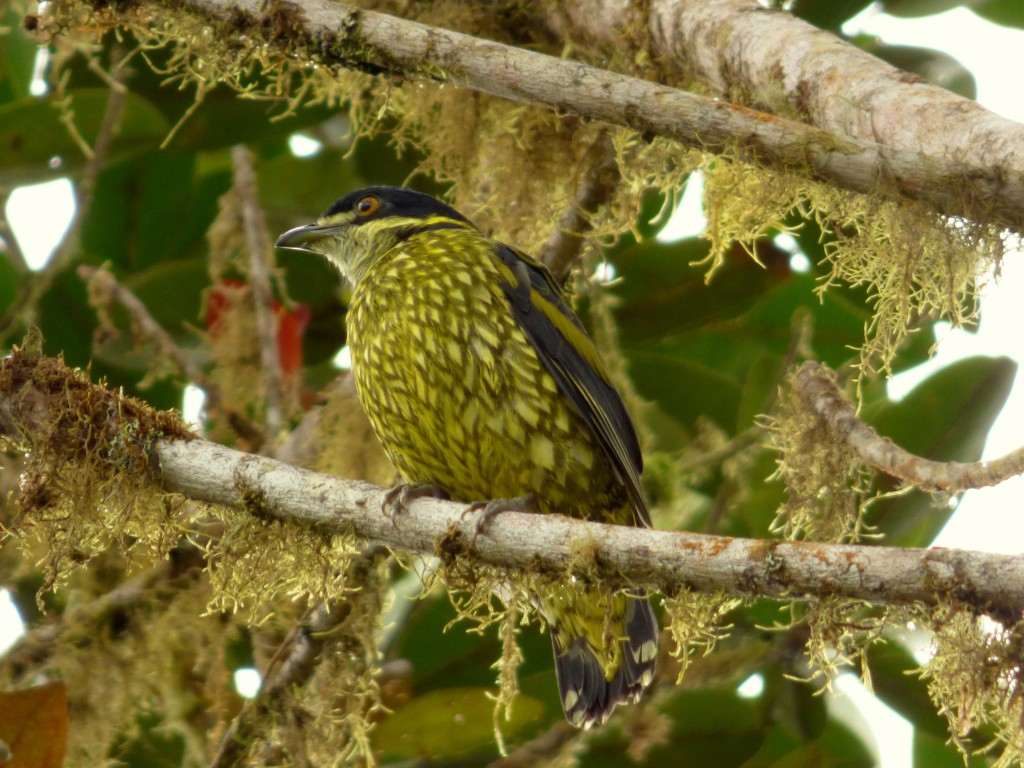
276;186;657;728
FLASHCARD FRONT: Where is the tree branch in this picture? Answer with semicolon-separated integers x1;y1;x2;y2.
5;349;1023;626
571;0;1024;190
794;361;1024;492
538;131;620;283
209;549;386;768
231;146;285;443
152;437;1024;619
126;0;1024;232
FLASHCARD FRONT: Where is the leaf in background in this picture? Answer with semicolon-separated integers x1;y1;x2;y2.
0;89;170;187
852;37;976;99
881;0;964;16
610;236;869;445
970;0;1024;29
257;146;362;226
865;641;947;739
883;0;1022;29
0;253;20;315
744;717;874;767
81;152;225;271
577;687;766;767
790;0;877;33
373;686;544;759
385;595;554;695
913;730;993;768
0;681;68;768
867;355;1017;546
36;267;96;366
0;7;39;106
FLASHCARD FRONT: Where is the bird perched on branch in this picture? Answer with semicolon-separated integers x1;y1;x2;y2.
276;186;657;728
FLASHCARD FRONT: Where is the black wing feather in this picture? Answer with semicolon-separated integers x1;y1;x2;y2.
495;245;649;528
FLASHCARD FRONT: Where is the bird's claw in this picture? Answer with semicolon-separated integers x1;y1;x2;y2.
382;483;447;525
462;495;534;543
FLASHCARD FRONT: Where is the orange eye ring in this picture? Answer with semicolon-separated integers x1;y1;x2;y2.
355;195;380;217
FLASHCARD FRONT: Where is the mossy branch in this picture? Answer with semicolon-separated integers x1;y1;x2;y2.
150;438;1024;619
795;361;1024;492
3;346;1024;621
87;0;1024;232
554;0;1024;199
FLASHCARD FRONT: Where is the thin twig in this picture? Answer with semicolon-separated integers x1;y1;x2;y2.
794;361;1024;493
539;131;620;283
76;264;264;442
231;146;285;443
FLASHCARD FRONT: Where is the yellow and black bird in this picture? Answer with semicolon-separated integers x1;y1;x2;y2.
276;186;657;728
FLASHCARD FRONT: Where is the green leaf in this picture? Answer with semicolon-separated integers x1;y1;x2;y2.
0;253;21;315
611;236;868;444
852;37;976;99
790;0;877;33
0;7;40;105
882;0;967;17
582;687;766;767
373;687;544;759
385;595;554;696
971;0;1024;28
866;642;948;738
122;259;208;337
0;89;170;186
913;729;992;767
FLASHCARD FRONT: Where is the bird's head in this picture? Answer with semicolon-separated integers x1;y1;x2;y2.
275;186;474;286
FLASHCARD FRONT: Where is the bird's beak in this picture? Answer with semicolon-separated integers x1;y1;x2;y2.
275;223;339;252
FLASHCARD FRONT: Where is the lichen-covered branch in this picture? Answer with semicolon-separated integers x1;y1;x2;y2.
80;0;1024;232
153;437;1024;618
795;361;1024;492
553;0;1024;200
3;346;1024;620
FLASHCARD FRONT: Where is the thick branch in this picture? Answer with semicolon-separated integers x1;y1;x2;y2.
550;1;1024;223
161;0;1024;231
795;361;1024;492
4;348;1021;623
154;436;1024;620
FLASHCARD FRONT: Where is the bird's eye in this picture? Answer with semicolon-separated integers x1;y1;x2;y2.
355;195;380;217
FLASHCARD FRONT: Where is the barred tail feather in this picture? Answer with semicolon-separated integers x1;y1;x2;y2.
551;595;658;728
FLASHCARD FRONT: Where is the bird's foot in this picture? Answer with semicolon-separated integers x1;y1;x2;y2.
381;483;448;525
462;495;534;542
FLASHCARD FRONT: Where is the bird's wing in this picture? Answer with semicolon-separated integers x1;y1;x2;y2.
493;244;650;528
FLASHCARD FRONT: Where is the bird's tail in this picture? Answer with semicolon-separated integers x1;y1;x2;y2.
546;591;658;729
